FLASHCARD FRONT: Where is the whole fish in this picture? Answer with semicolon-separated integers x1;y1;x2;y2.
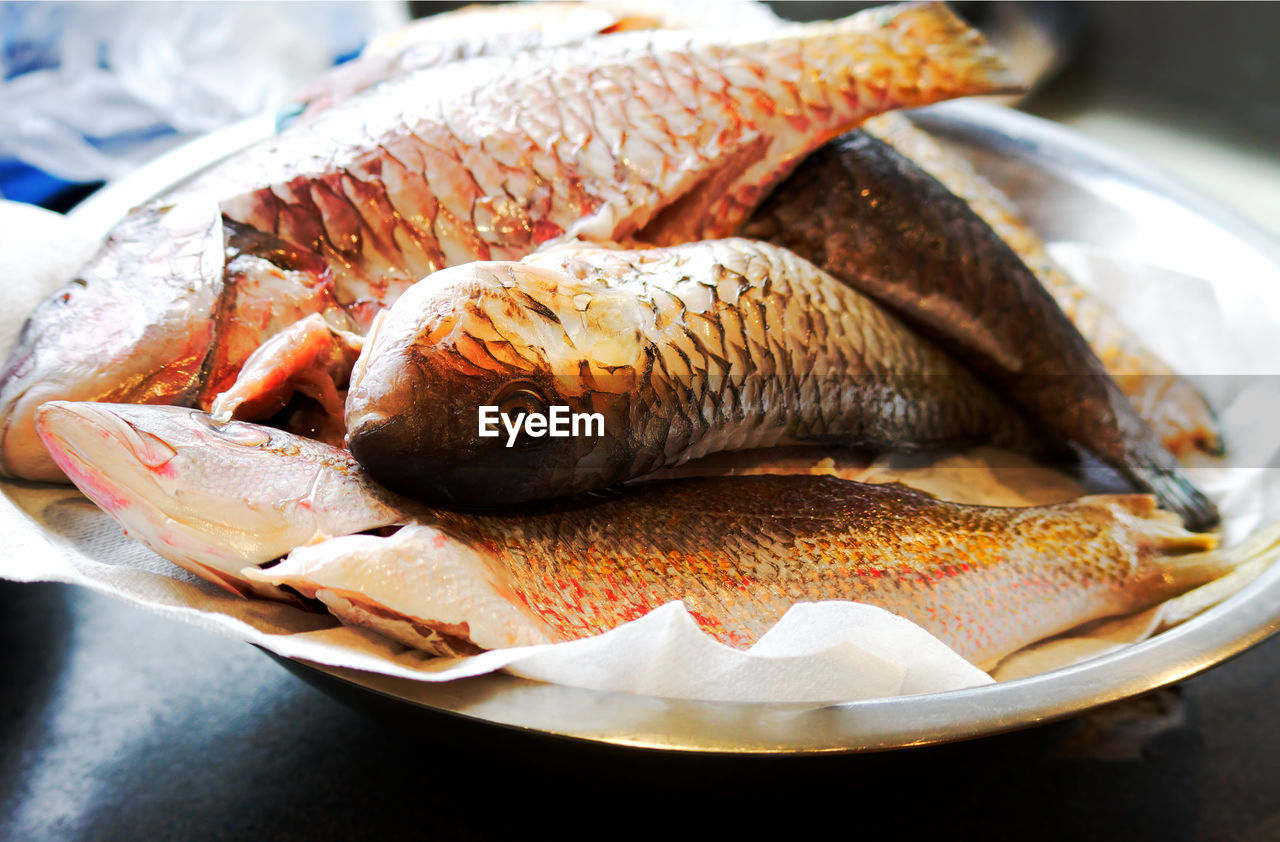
0;1;1019;483
345;238;1043;506
860;112;1223;457
741;119;1217;530
34;401;1246;668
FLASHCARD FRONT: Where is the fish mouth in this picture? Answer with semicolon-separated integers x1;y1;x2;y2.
34;401;109;467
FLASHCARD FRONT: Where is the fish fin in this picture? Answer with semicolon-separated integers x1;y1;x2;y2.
634;134;771;244
1130;457;1219;533
304;530;334;546
1157;518;1280;592
1074;491;1230;591
1157;516;1280;629
880;2;1027;95
1078;491;1220;566
1121;509;1280;606
1078;493;1164;519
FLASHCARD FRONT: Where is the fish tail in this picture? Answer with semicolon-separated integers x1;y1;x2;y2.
1075;492;1228;591
1093;493;1280;591
1129;456;1219;533
1157;516;1280;595
1153;518;1280;627
868;2;1026;96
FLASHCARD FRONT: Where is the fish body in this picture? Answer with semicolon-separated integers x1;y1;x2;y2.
0;1;1018;482
742;120;1217;530
261;480;1221;667
34;401;1230;667
345;238;1040;506
214;2;1020;307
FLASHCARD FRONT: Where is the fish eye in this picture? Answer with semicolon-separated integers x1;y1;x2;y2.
492;382;548;419
195;413;272;447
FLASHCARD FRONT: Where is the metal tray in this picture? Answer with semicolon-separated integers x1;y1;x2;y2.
68;100;1280;755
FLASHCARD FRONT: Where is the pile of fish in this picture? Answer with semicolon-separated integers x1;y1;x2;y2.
3;1;1256;676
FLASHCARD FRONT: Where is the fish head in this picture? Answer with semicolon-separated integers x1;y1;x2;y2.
33;401;345;596
346;261;640;506
0;202;225;481
36;400;251;521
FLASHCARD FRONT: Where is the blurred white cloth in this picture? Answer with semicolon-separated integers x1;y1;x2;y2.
0;2;408;184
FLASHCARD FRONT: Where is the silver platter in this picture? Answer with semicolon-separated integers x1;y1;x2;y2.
69;100;1280;754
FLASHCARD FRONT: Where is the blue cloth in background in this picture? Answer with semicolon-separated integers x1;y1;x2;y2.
0;157;82;207
2;4;73;206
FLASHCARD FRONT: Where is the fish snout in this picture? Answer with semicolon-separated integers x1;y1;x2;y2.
345;398;485;504
32;400;87;458
2;314;196;483
0;278;107;480
347;413;567;507
36;401;179;471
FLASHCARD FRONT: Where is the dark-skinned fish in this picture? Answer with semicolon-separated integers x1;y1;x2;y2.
742;116;1217;530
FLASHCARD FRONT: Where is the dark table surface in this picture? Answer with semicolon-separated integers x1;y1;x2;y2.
2;579;1279;841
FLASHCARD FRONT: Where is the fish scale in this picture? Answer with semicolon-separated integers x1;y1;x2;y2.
219;3;1018;298
635;248;869;451
406;476;1203;664
858;113;1223;458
